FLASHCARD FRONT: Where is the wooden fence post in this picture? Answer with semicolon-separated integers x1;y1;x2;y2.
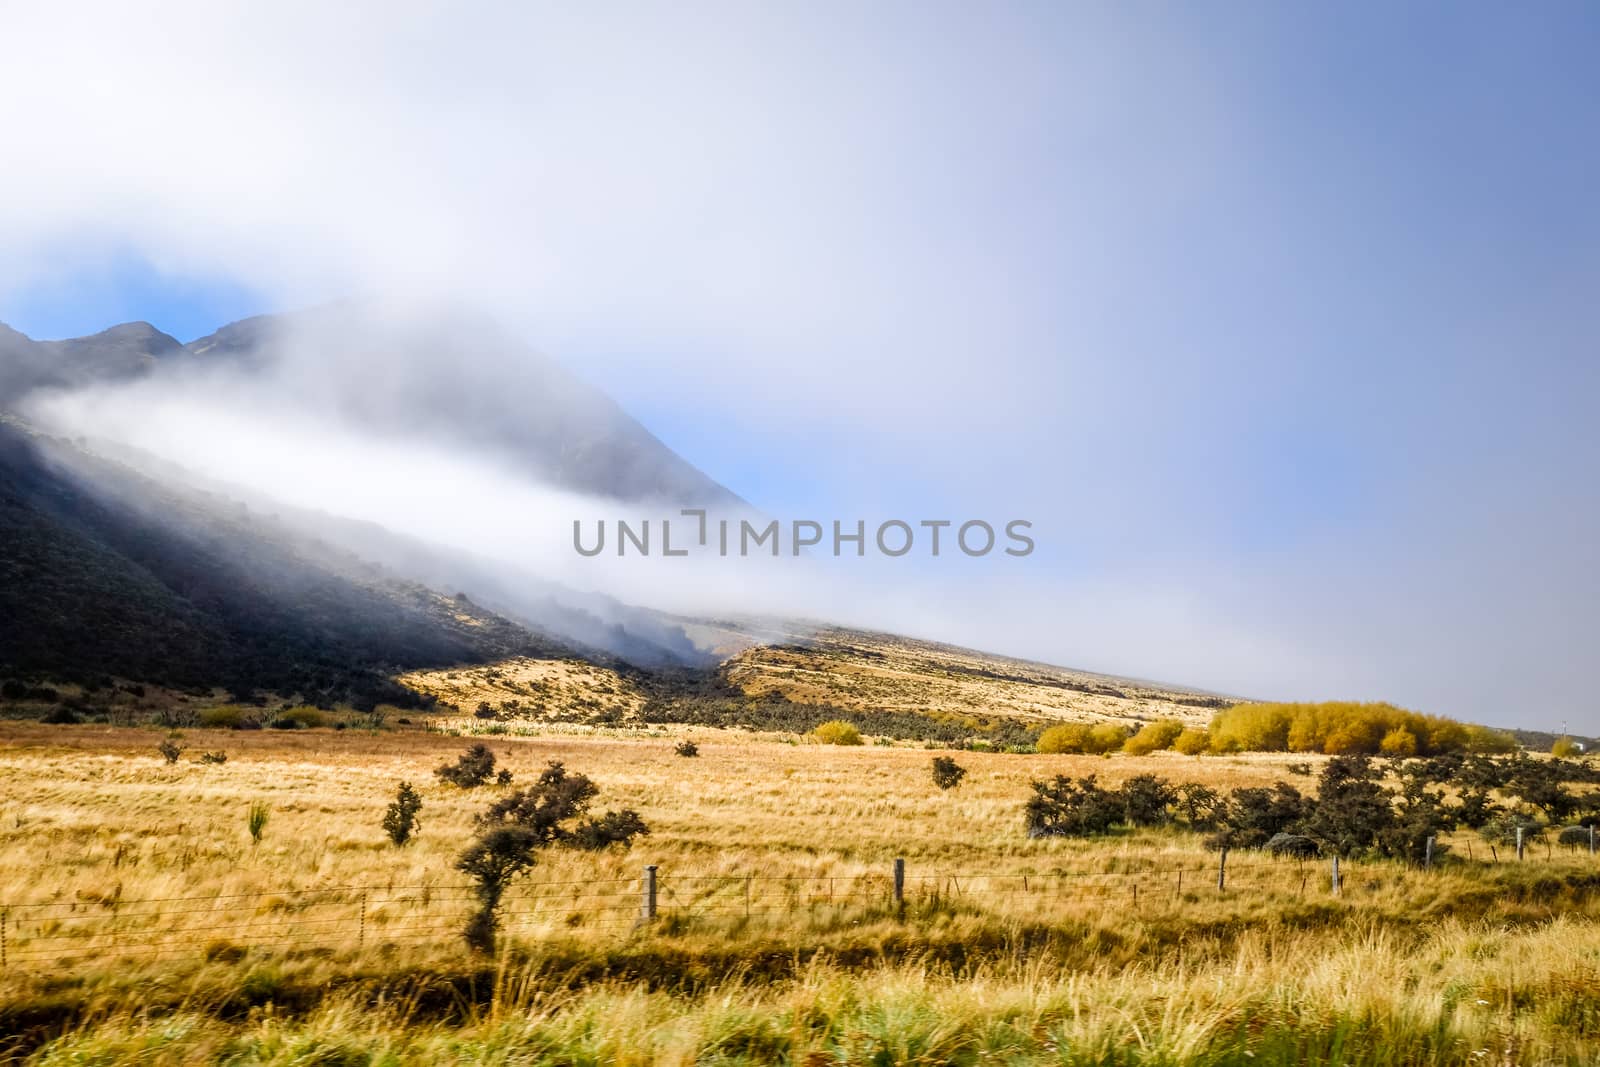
1217;848;1228;891
1424;836;1435;870
642;865;658;922
893;858;905;918
1516;827;1525;862
1590;825;1596;856
1331;855;1341;896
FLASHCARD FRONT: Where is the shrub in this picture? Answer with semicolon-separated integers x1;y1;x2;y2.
1123;720;1184;756
1208;701;1477;756
1480;813;1543;847
1036;724;1092;754
931;756;967;790
812;721;863;746
247;801;269;845
1172;728;1209;756
0;680;26;700
1207;782;1308;850
200;705;253;729
1119;774;1177;826
674;740;699;758
1464;724;1519;754
1089;723;1130;753
197;751;228;765
1024;774;1121;837
457;762;647;952
1380;727;1419;757
474;702;498;720
1558;825;1595;850
42;706;82;725
270;706;328;730
1552;736;1581;758
383;781;423;846
157;737;184;764
1301;755;1395;857
437;743;499;788
1176;782;1226;829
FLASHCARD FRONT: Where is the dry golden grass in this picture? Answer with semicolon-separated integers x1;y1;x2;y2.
398;656;646;719
723;629;1227;727
7;720;1600;1064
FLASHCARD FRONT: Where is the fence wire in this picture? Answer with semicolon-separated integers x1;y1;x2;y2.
1;851;1592;970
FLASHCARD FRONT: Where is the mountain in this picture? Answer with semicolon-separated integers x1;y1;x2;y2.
1;305;740;506
0;414;576;705
0;321;183;402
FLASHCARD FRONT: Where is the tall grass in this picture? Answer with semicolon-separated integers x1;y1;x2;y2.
17;918;1600;1065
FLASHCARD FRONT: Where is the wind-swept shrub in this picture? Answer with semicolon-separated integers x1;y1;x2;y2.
1207;782;1307;850
456;761;647;952
1301;755;1395;857
1176;782;1226;829
383;781;423;846
156;737;184;764
436;743;499;788
1024;775;1121;837
1172;728;1210;755
1119;774;1177;826
197;751;227;765
674;740;699;758
931;756;967;790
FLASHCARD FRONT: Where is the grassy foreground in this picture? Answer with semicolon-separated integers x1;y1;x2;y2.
6;721;1600;1064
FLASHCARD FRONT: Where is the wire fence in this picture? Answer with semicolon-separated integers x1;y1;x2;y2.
3;847;1596;971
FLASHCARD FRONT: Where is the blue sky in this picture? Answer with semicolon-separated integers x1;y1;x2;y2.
1;2;1597;727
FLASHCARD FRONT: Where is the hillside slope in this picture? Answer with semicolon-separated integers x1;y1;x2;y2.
0;416;571;706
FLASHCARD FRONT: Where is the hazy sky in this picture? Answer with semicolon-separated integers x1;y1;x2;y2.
2;2;1597;729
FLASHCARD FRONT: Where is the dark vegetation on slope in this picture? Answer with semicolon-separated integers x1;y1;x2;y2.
0;418;566;708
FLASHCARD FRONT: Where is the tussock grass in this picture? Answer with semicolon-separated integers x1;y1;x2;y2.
6;722;1600;1063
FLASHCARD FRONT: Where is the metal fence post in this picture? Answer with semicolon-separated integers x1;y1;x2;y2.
2;909;6;970
1516;826;1525;862
1331;855;1341;896
642;865;658;922
358;891;367;949
1590;825;1596;856
893;858;905;917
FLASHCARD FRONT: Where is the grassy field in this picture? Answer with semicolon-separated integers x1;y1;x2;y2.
4;719;1600;1064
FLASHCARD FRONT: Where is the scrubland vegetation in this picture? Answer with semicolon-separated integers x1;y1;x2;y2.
4;710;1600;1063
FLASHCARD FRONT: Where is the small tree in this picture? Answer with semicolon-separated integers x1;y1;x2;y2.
157;737;184;764
1301;755;1394;857
436;743;499;788
456;762;647;952
931;756;967;790
383;781;424;846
